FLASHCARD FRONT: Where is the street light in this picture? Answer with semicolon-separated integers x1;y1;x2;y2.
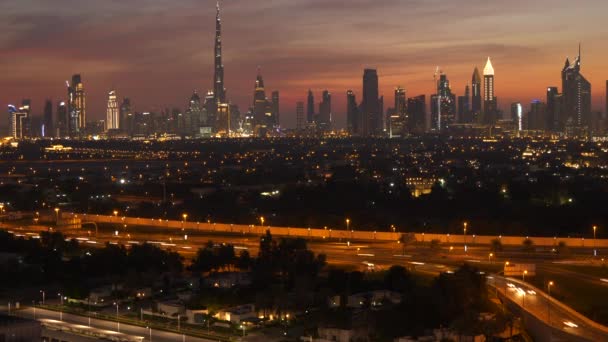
58;293;63;321
40;290;45;305
463;222;468;253
547;281;554;323
593;225;598;257
114;302;120;332
488;253;493;263
182;213;188;231
260;216;265;227
523;270;528;282
54;208;60;223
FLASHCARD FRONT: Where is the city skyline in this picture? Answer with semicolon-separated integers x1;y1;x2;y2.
2;0;608;128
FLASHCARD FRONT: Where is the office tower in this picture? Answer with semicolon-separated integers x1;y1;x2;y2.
307;90;315;124
471;67;482;123
528;100;546;131
458;84;471;123
296;102;305;131
346;90;359;135
271;91;280;127
67;74;86;135
431;73;456;131
606;80;608;121
561;45;591;130
56;101;68;137
213;1;226;104
106;90;119;131
510;102;523;132
8;100;30;139
253;69;267;126
120;98;133;135
216;103;231;136
395;86;407;125
201;90;216;133
318;90;331;131
387;86;407;137
483;57;498;125
43;99;53;138
186;91;202;136
407;95;426;134
361;69;382;136
545;87;560;131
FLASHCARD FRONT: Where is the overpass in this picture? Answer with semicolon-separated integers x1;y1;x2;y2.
77;213;608;248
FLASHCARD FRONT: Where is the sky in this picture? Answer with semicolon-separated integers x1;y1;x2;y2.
2;0;608;129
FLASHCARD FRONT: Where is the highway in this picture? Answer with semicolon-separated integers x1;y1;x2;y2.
490;275;608;342
17;307;215;342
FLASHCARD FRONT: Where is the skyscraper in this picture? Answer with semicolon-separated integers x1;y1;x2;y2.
510;102;523;132
471;67;482;123
120;98;133;135
43;99;53;138
8;100;30;139
388;86;407;137
187;91;202;136
561;45;591;130
346;90;358;135
253;69;267;126
67;74;86;135
528;100;546;131
296;102;304;131
361;69;382;136
56;101;68;137
318;90;331;131
106;90;119;131
483;57;497;125
546;87;560;131
458;84;471;123
431;73;456;131
407;95;426;134
307;90;315;124
213;1;226;104
271;91;280;127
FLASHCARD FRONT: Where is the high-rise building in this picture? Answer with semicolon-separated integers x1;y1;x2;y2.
213;1;226;104
307;90;315;124
216;102;231;136
561;45;591;130
56;101;68;137
431;73;456;131
510;102;523;132
120;98;133;135
8;100;30;139
388;86;407;137
271;91;280;127
483;57;498;125
458;84;471;123
296;101;305;131
253;70;267;126
545;87;560;131
471;67;482;123
106;90;119;131
43;99;53;138
361;69;382;136
528;100;546;131
67;74;86;135
318;90;331;131
606;80;608;120
407;95;426;134
346;90;359;135
187;91;202;136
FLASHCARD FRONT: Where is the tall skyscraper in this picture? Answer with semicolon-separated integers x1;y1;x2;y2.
271;91;280;127
56;101;68;137
546;87;560;131
318;90;331;131
510;102;523;132
120;98;133;135
561;45;591;130
361;69;382;136
307;90;315;124
296;101;304;131
528;100;546;131
43;99;53;138
471;67;482;123
483;57;498;125
431;73;456;131
186;92;202;136
8;100;30;139
106;90;119;131
213;1;226;104
67;74;86;135
458;84;471;123
253;69;267;126
407;95;426;134
346;90;359;135
388;86;407;137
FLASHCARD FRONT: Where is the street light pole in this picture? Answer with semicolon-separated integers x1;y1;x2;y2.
463;222;468;253
114;302;120;332
547;281;554;324
593;225;598;257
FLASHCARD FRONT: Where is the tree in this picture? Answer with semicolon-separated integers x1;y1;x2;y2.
384;265;414;294
490;238;503;253
235;250;252;271
522;238;535;253
398;233;416;255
